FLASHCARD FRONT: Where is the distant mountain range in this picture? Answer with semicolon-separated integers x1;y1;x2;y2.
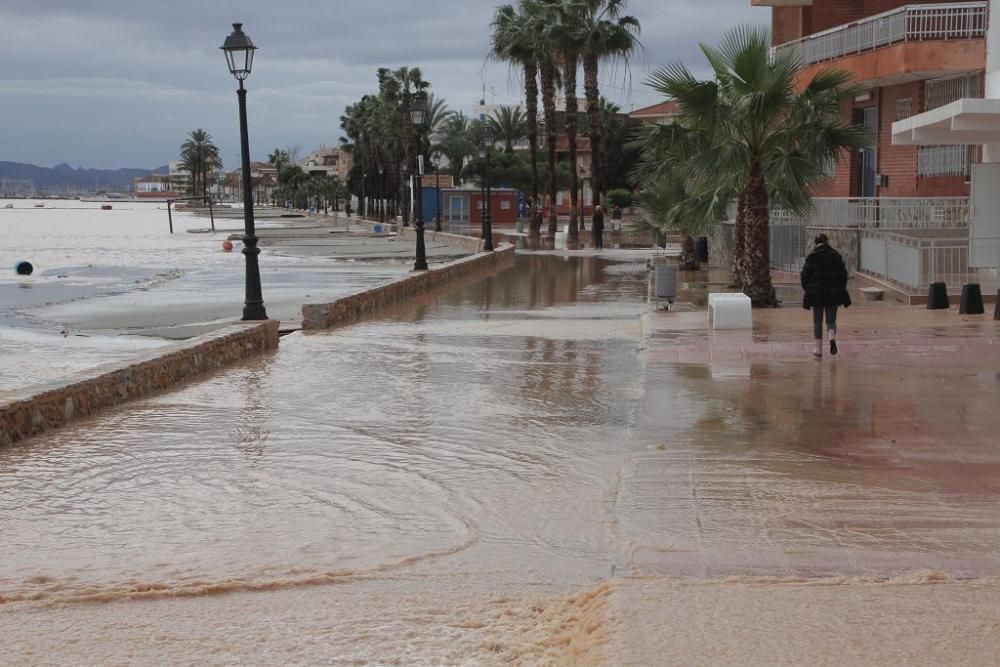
0;161;169;192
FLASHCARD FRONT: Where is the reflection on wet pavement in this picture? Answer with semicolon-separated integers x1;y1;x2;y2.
3;252;1000;663
0;255;648;605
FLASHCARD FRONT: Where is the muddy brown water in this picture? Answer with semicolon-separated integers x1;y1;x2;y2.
3;253;1000;664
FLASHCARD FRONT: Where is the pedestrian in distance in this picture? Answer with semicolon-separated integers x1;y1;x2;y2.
800;233;851;358
591;204;605;249
345;202;353;218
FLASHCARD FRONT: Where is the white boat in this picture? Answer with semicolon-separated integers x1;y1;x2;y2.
3;204;12;209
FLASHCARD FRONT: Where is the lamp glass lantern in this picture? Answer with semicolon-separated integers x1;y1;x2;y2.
221;23;256;81
409;97;427;126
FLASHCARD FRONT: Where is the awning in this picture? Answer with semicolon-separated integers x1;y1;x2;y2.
891;98;1000;145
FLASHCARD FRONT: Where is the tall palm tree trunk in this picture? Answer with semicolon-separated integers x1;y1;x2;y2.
564;54;580;243
742;161;777;306
583;53;602;209
524;60;541;237
541;62;559;237
733;191;747;288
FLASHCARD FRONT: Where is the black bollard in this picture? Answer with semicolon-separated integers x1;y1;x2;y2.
994;290;1000;321
15;261;33;276
959;283;985;315
926;282;949;310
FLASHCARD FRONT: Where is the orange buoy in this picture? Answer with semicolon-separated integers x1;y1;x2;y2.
222;240;234;252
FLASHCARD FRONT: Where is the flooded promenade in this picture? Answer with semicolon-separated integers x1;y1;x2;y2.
2;252;1000;664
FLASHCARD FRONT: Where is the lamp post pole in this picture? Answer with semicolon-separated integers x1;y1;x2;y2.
483;132;494;252
434;158;442;232
222;23;267;321
410;98;429;271
414;160;428;271
360;133;366;220
377;165;385;222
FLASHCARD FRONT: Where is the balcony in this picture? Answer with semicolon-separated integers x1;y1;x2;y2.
774;3;987;76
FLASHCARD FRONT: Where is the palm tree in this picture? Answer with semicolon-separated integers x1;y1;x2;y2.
573;0;640;208
531;7;562;237
488;106;528;153
491;1;543;236
267;148;290;170
644;26;868;305
546;0;584;241
179;129;223;199
435;112;476;179
380;66;430;225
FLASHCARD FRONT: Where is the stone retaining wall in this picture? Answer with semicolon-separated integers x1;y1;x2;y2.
301;244;516;329
395;225;486;253
345;218;486;254
0;321;279;447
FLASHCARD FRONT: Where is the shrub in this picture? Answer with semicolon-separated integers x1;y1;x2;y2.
606;188;633;208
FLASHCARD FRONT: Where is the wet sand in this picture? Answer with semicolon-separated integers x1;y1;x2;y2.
2;253;1000;663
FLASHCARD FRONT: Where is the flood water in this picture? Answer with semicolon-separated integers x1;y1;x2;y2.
2;252;1000;664
0;199;406;391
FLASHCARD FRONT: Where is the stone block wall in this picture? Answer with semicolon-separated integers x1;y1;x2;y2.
345;219;486;254
0;321;279;447
301;245;516;330
709;222;736;271
395;226;486;254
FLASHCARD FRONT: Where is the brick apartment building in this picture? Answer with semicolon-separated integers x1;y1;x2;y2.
759;0;989;198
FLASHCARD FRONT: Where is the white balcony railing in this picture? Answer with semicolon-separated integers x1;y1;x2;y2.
771;197;970;229
773;2;988;67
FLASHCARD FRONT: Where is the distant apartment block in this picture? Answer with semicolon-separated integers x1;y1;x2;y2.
298;145;353;181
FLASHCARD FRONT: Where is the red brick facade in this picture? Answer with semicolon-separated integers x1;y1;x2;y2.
813;80;973;198
770;0;984;198
773;0;958;46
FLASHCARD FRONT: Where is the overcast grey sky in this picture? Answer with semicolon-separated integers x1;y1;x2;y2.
0;0;761;169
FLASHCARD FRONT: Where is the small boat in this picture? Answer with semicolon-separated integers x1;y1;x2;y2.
3;204;12;209
34;203;44;208
101;204;113;210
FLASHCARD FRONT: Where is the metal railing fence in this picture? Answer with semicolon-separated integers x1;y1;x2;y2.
860;230;1000;292
773;3;988;66
771;197;970;229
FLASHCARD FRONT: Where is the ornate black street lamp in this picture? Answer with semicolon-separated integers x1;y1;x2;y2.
221;23;267;321
432;153;443;232
410;98;429;271
479;129;495;252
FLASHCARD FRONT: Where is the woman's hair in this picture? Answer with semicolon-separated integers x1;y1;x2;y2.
815;233;829;245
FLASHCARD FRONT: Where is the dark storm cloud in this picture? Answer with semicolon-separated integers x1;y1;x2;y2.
0;0;760;169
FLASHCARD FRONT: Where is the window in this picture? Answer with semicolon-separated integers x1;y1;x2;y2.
925;72;981;111
500;200;511;210
895;98;912;121
917;145;971;177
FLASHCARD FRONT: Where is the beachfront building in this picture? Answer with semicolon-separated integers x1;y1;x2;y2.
298;145;353;181
220;162;279;204
741;0;998;301
628;100;678;126
132;173;185;199
436;187;519;231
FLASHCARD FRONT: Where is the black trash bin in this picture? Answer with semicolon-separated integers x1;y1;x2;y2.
926;282;949;310
959;283;985;315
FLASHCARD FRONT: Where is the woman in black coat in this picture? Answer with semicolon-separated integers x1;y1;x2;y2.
800;233;851;357
591;205;605;249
